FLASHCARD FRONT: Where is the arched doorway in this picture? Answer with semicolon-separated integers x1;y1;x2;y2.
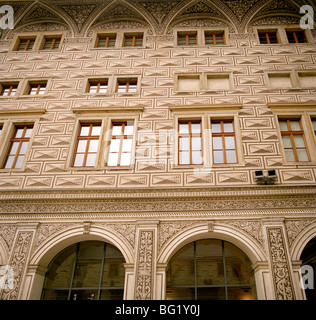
166;239;256;300
300;238;316;300
41;241;125;300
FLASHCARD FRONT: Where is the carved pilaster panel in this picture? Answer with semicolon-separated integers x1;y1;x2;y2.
267;227;295;300
135;230;154;300
0;231;33;300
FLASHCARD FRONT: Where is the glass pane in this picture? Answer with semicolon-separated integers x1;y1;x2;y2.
100;289;124;300
120;153;131;166
213;150;224;163
80;126;90;136
284;149;295;162
191;123;201;134
25;128;33;138
212;137;222;150
179;151;190;164
122;139;132;152
108;153;118;166
282;135;292;148
78;241;104;259
297;149;309;161
42;290;68;300
211;123;221;133
293;135;306;148
19;141;29;155
70;290;98;300
290;120;301;131
224;242;254;285
89;85;97;93
15;128;24;138
192;151;202;164
197;287;225;300
166;287;195;300
44;244;77;288
227;287;256;300
225;136;235;149
9;141;20;155
73;154;84;167
88;140;99;153
179;137;190;151
91;126;101;136
4;156;15;169
192;137;201;151
279;121;288;132
167;242;194;287
124;123;134;135
98;85;108;93
196;240;224;286
77;140;87;153
73;261;102;287
109;139;120;153
112;125;122;136
226;150;237;163
311;120;316;131
85;153;96;166
15;155;24;168
128;84;137;93
179;123;189;134
223;122;234;132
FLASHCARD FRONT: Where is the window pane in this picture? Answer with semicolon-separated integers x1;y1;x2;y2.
15;156;24;168
109;139;120;153
100;290;124;300
70;290;98;300
88;140;99;153
223;122;234;132
227;287;256;300
191;137;201;151
212;137;222;150
213;150;224;163
73;154;84;167
108;153;118;166
191;123;201;133
77;140;87;153
179;123;189;134
226;150;237;163
297;149;309;161
9;141;20;155
279;121;288;131
192;151;202;164
4;156;15;169
284;149;295;161
211;123;221;133
166;287;195;300
124;123;134;135
179;151;190;164
91;125;101;136
73;261;102;287
290;120;301;131
19;141;29;155
179;137;190;151
293;135;306;148
85;153;96;166
122;139;132;152
282;135;292;148
112;125;122;135
15;128;24;138
197;287;226;300
25;128;33;138
120;153;131;166
80;126;90;136
225;136;235;149
312;120;316;131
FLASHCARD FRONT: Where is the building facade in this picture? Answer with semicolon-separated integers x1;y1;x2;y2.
0;0;315;300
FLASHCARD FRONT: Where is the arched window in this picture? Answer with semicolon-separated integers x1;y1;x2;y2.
300;238;316;300
166;239;256;300
41;241;125;300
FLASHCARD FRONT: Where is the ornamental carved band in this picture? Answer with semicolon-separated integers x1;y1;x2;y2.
0;231;33;300
267;227;295;300
135;230;154;300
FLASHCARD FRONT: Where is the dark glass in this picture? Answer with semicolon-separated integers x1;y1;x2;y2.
166;287;195;300
227;287;256;300
197;287;225;300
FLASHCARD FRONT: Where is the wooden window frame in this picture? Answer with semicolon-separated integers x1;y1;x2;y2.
258;31;279;44
16;37;36;51
1;124;33;169
95;34;117;48
87;80;108;94
106;121;134;167
178;120;203;165
41;36;61;50
279;118;311;162
116;79;138;93
211;119;238;164
72;123;101;167
0;83;18;97
286;30;307;44
122;33;143;47
177;32;198;46
205;31;225;45
27;82;47;95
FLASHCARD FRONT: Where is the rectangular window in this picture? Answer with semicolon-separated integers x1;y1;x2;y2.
41;36;61;50
286;30;307;43
2;125;33;169
211;120;237;164
116;79;138;93
122;33;143;47
0;83;18;96
178;120;203;165
72;123;101;167
87;80;108;94
95;34;116;48
279;118;310;162
258;31;279;44
15;37;36;51
27;82;47;95
107;121;134;167
205;31;225;45
177;32;198;46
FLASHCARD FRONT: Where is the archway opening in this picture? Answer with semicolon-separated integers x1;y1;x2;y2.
300;238;316;300
41;241;125;300
166;239;256;300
